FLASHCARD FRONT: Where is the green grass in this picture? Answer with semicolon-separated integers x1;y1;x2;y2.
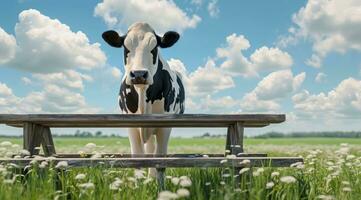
1;137;361;199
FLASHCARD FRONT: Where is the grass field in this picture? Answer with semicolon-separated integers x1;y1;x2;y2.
1;137;361;199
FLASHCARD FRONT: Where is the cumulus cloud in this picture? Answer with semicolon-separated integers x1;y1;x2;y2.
33;70;93;91
0;27;16;64
315;72;327;83
293;78;361;118
6;9;106;73
240;70;306;112
200;95;238;112
217;34;293;77
250;47;293;72
279;0;361;67
21;77;32;85
0;81;98;114
207;0;220;18
94;0;201;34
168;58;235;97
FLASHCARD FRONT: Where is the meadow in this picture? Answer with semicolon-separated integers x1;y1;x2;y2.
0;137;360;199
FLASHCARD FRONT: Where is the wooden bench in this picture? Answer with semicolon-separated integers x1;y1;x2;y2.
0;114;302;172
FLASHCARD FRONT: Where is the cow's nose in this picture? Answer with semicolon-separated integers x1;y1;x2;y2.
130;70;149;84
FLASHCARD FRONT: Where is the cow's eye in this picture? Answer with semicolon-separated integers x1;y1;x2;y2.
124;47;130;64
151;47;158;65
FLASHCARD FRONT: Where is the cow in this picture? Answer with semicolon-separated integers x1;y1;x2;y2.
102;22;185;177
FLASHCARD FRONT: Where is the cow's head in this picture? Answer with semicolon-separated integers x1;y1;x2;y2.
102;22;179;86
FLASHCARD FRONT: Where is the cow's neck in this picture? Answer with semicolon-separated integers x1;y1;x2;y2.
146;58;172;109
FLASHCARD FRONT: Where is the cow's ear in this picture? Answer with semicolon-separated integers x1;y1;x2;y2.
158;31;180;48
102;30;124;48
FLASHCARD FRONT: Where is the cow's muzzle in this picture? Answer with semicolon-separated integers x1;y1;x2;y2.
130;70;149;84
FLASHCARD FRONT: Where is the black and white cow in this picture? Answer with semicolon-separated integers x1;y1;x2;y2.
102;22;185;176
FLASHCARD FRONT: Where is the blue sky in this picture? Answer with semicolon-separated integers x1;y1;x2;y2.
0;0;360;136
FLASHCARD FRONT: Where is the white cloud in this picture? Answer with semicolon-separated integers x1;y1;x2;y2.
6;9;106;73
21;77;32;85
94;0;201;34
200;95;238;112
168;59;235;97
207;0;219;18
0;81;98;114
33;70;93;91
217;34;293;77
315;72;327;83
250;47;293;72
110;67;122;79
254;70;306;100
280;0;361;67
0;27;16;64
240;92;281;112
293;78;361;118
240;70;306;112
191;0;203;7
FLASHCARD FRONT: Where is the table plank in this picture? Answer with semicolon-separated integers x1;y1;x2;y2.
0;157;302;168
0;114;285;128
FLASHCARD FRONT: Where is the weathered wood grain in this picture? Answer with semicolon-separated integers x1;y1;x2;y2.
25;153;268;158
0;114;285;128
0;157;303;168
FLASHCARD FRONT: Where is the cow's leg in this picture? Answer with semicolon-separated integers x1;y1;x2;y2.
128;128;144;154
155;128;171;189
145;133;157;177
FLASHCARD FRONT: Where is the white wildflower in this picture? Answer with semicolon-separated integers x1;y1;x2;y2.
78;182;95;190
158;190;178;200
317;194;335;200
342;187;351;192
220;181;225;185
0;141;12;147
220;159;227;164
271;171;280;178
290;162;303;168
179;176;192;187
20;149;30;156
266;181;274;189
75;173;86;180
256;168;264;173
341;181;350;185
39;161;48;168
239;168;250;174
205;182;211;186
280;176;297;184
346;155;355;160
3;179;14;184
176;188;190;197
253;171;260;177
109;178;123;190
55;161;68;169
240;159;250;166
85;143;96;149
171;177;179;185
226;154;236;159
222;173;231;178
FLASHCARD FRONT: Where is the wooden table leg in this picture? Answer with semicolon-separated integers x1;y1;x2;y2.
23;122;56;156
225;122;244;186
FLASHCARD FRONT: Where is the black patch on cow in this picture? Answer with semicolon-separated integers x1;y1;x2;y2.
151;47;158;64
124;46;130;65
175;75;185;114
119;79;138;113
146;60;176;112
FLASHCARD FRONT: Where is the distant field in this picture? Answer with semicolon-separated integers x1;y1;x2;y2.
1;137;360;155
